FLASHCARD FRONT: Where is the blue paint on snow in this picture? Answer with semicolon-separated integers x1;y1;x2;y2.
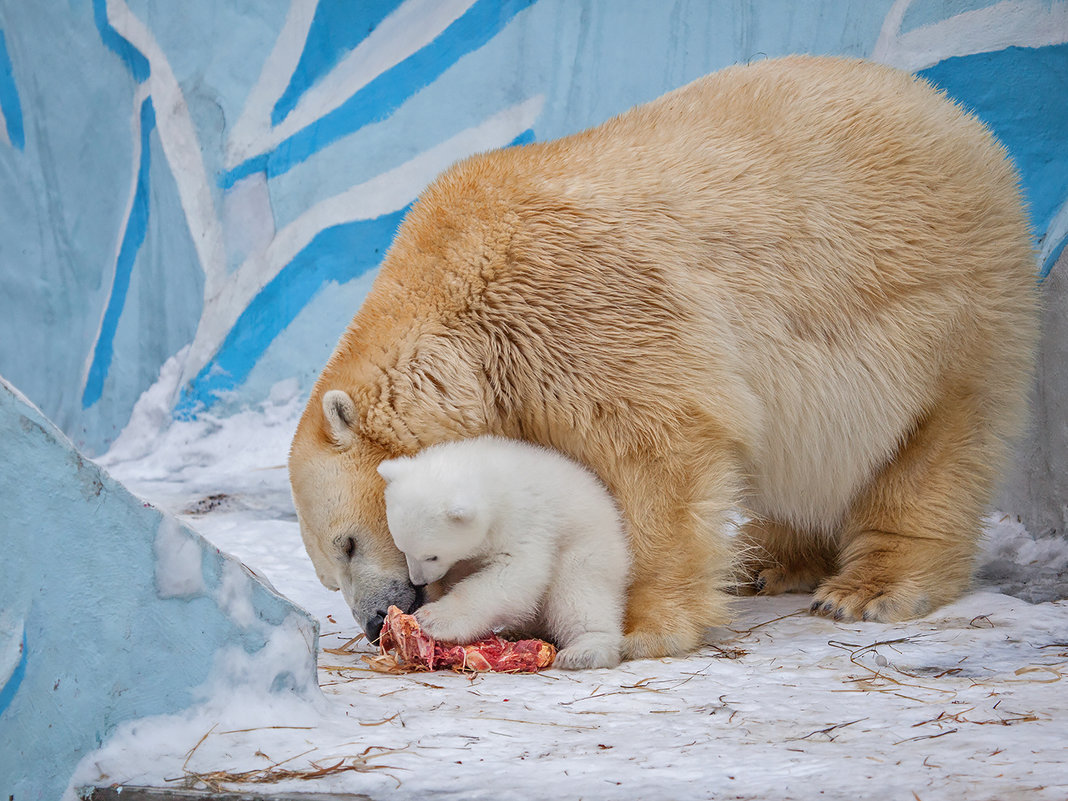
91;0;150;83
920;44;1068;278
82;97;156;408
0;30;25;150
220;0;536;189
271;0;404;126
0;631;27;719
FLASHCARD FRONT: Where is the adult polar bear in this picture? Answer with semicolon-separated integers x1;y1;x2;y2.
289;56;1037;659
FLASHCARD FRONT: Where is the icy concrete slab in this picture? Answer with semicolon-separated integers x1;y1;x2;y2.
0;376;319;801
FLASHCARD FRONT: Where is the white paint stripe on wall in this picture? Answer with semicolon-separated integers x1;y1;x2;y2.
271;94;545;269
0;101;9;148
1041;200;1068;268
224;0;478;169
106;0;228;302
874;0;1068;71
178;94;545;392
226;0;318;168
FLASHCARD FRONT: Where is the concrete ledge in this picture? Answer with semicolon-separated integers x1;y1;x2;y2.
0;376;320;801
84;788;370;801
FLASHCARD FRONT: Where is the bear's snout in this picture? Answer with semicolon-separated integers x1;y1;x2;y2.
360;580;424;644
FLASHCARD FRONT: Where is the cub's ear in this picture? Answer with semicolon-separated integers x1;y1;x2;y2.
322;389;359;448
377;457;410;484
446;500;475;524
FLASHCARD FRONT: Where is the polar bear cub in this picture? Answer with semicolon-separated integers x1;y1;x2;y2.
377;435;630;670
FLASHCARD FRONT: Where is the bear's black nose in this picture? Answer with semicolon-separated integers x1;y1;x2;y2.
364;610;387;644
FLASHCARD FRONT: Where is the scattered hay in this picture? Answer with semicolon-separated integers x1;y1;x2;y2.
323;633;367;656
705;643;748;659
175;746;404;792
363;652;423;675
828;636;958;697
170;722;406;792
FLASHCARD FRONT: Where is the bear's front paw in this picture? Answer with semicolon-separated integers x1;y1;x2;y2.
810;575;930;623
414;602;492;644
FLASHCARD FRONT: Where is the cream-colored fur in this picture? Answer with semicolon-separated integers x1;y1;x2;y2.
289;55;1038;658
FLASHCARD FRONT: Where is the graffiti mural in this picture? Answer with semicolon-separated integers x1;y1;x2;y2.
0;0;1064;452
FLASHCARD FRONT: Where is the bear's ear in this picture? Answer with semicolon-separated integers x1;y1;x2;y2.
322;389;359;448
377;457;409;484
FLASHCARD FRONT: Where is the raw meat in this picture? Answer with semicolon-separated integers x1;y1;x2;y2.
378;606;556;672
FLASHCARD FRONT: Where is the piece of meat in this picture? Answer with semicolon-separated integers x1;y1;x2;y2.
378;606;556;673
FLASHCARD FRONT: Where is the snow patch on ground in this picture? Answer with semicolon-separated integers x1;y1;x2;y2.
72;383;1068;800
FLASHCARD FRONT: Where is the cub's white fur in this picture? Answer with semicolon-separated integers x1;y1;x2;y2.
377;436;630;670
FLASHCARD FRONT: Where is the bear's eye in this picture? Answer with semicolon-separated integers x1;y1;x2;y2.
426;556;439;562
342;536;357;560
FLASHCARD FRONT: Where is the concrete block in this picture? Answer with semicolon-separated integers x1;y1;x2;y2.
0;377;319;801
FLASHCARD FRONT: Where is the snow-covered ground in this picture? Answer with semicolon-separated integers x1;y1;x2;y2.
70;384;1068;800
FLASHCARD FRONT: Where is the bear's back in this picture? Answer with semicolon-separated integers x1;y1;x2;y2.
320;55;1036;534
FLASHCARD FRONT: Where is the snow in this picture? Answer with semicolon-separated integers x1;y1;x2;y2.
70;383;1068;800
153;516;206;599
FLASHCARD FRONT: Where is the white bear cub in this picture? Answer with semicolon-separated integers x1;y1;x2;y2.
377;435;630;670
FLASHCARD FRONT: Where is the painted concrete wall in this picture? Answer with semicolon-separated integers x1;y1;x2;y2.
999;246;1068;537
0;377;320;801
0;1;1064;521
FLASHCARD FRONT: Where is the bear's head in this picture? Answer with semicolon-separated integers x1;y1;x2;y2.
289;151;527;641
377;447;489;587
288;388;423;642
288;316;498;641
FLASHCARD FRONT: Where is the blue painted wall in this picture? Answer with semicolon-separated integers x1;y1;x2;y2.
0;377;320;800
0;0;1064;454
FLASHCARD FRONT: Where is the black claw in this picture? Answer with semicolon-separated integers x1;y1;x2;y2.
754;575;767;593
833;607;844;621
810;600;825;614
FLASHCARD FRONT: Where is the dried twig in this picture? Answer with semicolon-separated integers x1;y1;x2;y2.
1006;665;1063;683
790;718;867;742
727;609;807;637
182;724;217;773
893;728;957;745
323;633;367;655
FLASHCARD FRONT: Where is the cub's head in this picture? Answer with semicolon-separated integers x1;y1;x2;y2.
377;447;489;587
288;388;423;642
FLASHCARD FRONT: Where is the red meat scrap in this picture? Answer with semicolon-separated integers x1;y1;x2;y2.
375;605;556;673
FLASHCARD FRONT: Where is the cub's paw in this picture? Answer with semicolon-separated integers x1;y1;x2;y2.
414;603;491;644
810;575;930;623
555;634;622;671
